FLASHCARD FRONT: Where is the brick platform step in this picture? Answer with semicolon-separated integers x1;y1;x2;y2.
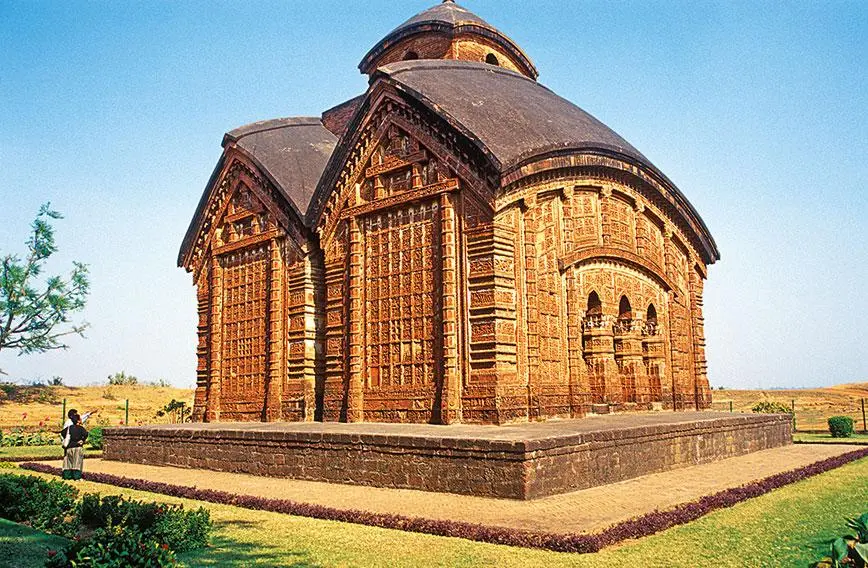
103;411;792;499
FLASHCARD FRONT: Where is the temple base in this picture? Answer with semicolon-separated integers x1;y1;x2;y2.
103;412;792;500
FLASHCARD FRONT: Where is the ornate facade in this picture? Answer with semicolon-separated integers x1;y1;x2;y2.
179;0;719;425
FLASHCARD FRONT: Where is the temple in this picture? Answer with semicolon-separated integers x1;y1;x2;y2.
178;0;720;425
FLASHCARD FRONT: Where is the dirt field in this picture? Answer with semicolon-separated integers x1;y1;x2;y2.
712;383;868;431
0;383;194;431
2;382;865;432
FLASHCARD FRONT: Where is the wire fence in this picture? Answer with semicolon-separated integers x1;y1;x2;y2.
710;396;868;433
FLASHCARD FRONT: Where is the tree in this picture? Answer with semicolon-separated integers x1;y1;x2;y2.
0;203;89;374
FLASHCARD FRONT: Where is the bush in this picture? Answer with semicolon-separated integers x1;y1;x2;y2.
829;416;855;438
88;426;104;450
751;401;793;414
107;371;138;386
0;473;78;531
46;526;177;568
79;493;211;553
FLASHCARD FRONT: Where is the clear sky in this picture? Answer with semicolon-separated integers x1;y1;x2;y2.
1;0;865;389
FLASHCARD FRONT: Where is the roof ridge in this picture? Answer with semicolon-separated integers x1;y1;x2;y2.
225;117;323;144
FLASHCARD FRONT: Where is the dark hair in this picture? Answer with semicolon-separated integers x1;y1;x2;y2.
68;409;78;419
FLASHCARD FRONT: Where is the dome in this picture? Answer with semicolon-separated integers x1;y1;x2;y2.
359;0;538;80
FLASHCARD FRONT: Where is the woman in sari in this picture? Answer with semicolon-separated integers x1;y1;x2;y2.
61;412;88;480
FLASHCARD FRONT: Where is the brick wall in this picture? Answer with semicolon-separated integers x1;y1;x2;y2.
104;413;792;500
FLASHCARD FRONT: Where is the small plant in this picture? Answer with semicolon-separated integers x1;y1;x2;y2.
46;526;178;568
829;416;855;438
0;473;79;531
88;426;104;450
107;371;138;386
155;399;192;423
49;375;64;386
751;401;793;414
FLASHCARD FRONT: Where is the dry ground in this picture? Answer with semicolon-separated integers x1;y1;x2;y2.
0;384;194;431
712;382;868;431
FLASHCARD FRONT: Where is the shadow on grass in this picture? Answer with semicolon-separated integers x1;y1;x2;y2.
178;519;321;567
0;518;69;568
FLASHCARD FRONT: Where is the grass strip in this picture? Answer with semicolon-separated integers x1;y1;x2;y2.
21;447;868;554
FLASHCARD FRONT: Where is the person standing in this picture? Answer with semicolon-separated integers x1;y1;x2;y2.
61;413;88;481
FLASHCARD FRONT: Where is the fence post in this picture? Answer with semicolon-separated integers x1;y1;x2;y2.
729;401;733;413
791;399;796;432
862;398;866;433
125;399;129;426
61;398;66;427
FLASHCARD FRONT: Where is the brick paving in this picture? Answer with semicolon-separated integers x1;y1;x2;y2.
39;443;856;535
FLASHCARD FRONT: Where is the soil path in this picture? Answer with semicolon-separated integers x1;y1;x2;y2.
38;444;857;534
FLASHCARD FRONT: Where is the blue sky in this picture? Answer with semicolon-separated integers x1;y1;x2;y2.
1;0;865;389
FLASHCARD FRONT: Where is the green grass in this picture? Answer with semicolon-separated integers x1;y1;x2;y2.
0;445;102;460
795;432;868;444
4;458;868;567
0;518;68;568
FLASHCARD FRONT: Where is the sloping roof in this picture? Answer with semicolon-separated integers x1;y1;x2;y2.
178;117;336;268
223;117;337;215
377;60;650;172
359;1;537;79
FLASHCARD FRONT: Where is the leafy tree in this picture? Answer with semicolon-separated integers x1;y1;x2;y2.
0;204;89;374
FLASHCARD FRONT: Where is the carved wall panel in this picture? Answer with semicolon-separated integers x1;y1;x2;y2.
601;194;635;250
363;202;440;422
219;246;269;419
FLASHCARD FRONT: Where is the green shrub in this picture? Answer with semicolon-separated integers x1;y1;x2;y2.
88;426;104;450
751;401;793;414
46;526;177;568
829;416;855;438
0;428;59;447
0;473;78;531
79;493;211;553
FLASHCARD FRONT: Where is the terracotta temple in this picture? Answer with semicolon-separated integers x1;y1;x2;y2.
178;0;720;425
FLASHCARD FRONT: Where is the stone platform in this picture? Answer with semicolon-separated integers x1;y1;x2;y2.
103;411;792;500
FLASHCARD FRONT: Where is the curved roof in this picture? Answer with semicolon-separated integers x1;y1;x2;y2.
359;1;538;79
372;60;719;262
378;60;650;173
178;117;336;268
223;117;337;215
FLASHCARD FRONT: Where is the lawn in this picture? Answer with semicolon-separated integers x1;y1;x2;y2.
0;518;68;568
2;457;866;567
795;432;868;445
0;446;102;460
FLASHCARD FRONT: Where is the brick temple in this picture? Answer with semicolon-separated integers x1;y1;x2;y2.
178;0;720;425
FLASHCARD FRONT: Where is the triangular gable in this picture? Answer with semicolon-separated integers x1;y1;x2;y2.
179;151;309;276
309;85;498;248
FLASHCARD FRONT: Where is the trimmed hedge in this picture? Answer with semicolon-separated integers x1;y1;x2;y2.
829;416;855;438
21;447;868;554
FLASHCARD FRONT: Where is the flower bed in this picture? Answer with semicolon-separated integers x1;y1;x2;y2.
21;447;868;553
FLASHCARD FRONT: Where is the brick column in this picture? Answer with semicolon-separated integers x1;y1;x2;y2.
193;268;210;422
264;238;285;421
346;217;365;422
439;193;461;424
206;256;223;422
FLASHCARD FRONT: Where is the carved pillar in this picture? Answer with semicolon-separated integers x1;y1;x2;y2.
614;318;648;405
522;194;540;418
583;315;620;406
322;224;348;422
492;220;520;422
689;266;711;409
439;193;462;423
303;252;323;421
643;321;666;404
566;271;590;417
206;256;223;421
662;227;683;410
346;217;365;422
193;267;210;422
264;238;285;421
